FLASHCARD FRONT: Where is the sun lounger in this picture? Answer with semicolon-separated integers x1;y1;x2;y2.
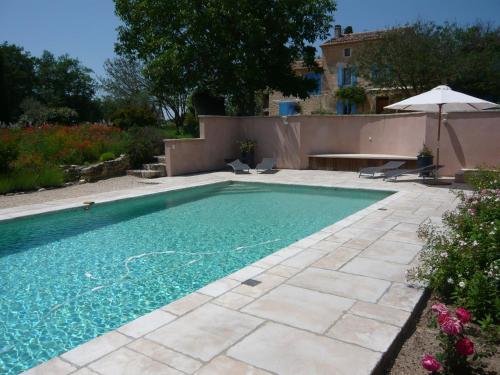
383;165;441;181
359;161;406;177
256;158;276;173
227;159;250;173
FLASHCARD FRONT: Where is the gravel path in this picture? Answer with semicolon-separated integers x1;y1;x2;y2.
0;176;149;209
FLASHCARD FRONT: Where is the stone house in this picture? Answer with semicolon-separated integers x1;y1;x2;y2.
267;25;404;116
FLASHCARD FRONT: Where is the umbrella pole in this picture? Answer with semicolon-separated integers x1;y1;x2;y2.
435;104;442;181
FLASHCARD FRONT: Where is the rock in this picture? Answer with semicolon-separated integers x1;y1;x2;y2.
37;188;46;192
79;179;86;184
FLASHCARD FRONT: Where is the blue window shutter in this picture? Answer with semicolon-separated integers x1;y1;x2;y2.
352;67;357;85
336;99;343;114
279;101;297;116
337;66;343;87
351;102;357;114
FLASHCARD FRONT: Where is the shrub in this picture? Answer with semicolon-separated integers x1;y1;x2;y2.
125;126;165;167
408;169;500;322
111;105;160;129
0;142;19;173
99;152;116;162
36;165;64;187
183;112;199;136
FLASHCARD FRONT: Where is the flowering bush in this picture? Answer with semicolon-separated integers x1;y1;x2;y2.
407;169;500;322
421;303;492;374
0;124;176;193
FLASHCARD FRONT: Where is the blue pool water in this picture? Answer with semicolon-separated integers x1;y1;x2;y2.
0;182;391;374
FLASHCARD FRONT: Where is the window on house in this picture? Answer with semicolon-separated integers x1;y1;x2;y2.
344;48;351;57
304;72;322;95
342;67;352;86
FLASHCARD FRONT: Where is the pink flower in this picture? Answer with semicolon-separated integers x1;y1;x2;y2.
422;354;441;372
437;311;451;325
468;208;476;216
456;307;472;324
431;303;448;314
456;337;474;356
441;316;462;335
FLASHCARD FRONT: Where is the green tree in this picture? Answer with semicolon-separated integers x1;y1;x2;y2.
355;21;500;102
114;0;336;115
100;56;187;132
0;43;35;123
33;51;100;121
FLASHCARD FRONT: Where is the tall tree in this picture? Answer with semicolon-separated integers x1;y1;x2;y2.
355;21;500;101
100;56;187;130
0;43;35;123
114;0;336;115
34;51;99;121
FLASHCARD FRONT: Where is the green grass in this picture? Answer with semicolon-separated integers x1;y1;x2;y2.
0;166;64;194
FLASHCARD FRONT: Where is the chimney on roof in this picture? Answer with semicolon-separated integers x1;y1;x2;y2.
334;24;342;39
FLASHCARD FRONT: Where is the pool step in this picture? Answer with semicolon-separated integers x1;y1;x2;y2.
127;156;167;179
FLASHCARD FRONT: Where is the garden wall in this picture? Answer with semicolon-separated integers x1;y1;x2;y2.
164;112;500;177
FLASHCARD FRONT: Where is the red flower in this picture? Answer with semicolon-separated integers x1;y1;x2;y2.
455;337;474;356
441;316;462;335
437;311;451;325
422;354;441;372
456;307;472;324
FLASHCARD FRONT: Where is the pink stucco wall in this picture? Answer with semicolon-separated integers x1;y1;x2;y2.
164;112;500;177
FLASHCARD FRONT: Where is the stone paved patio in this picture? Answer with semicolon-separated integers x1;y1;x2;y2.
0;170;461;375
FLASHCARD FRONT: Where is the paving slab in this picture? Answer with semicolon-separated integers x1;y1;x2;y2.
146;303;263;361
161;292;212;315
327;313;401;352
266;264;301;278
312;246;362;270
288;267;390;303
280;249;326;269
88;347;182;375
61;331;131;366
359;239;421;264
197;277;240;297
195;355;272;375
227;322;381;375
349;301;410;327
118;309;176;338
228;265;266;281
340;257;408;282
232;273;286;298
242;284;354;333
128;338;203;374
378;283;425;311
22;358;76;375
213;291;255;310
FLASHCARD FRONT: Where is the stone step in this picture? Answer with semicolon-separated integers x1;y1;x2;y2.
143;163;166;172
127;169;163;179
154;155;167;163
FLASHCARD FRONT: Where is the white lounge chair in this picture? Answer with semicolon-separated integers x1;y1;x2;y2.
383;165;441;181
359;161;406;177
227;159;250;173
256;158;276;173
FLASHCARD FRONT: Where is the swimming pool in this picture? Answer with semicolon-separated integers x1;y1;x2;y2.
0;181;391;374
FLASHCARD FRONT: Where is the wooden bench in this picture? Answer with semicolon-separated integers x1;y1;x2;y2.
308;154;417;172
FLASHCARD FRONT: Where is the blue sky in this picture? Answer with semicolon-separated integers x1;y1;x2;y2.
1;0;499;79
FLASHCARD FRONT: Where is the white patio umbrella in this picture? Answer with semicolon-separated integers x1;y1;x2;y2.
385;85;500;180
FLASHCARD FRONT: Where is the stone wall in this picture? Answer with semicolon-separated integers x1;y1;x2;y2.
63;154;130;183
